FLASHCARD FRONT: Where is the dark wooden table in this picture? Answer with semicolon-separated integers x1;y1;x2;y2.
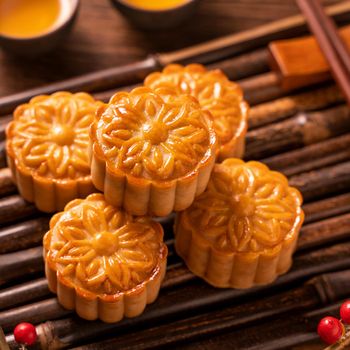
0;0;339;97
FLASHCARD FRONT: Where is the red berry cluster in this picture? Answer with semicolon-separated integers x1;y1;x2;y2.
318;300;350;345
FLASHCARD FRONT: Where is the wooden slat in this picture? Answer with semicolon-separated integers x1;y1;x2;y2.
303;193;350;224
245;104;350;159
263;133;350;176
249;85;344;129
0;195;39;227
0;247;44;285
69;269;350;350
0;218;49;254
6;241;350;348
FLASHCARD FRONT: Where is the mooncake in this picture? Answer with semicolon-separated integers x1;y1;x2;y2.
44;193;167;323
175;159;304;289
6;92;101;212
144;64;248;160
89;86;218;217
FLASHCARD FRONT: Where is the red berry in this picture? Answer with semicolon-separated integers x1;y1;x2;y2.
13;323;37;346
317;316;344;345
340;300;350;324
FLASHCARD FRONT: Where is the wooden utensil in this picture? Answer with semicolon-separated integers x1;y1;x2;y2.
269;25;350;90
296;0;350;106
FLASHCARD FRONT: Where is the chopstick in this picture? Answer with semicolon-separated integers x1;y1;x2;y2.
296;0;350;106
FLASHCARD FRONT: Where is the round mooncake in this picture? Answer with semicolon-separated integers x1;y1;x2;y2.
145;64;248;161
44;193;167;323
89;86;218;217
6;92;102;212
175;159;304;289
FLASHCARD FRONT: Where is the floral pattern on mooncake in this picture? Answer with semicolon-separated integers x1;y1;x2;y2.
145;64;248;160
44;193;167;323
90;86;218;216
6;92;102;212
175;159;304;289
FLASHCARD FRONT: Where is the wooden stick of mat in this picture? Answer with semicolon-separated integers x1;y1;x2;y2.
0;246;44;285
207;48;270;81
0;2;349;115
0;195;39;227
0;57;159;116
0;116;11;140
85;302;337;350
0;278;50;311
179;303;338;350
249;84;344;129
239;71;286;105
245;104;350;159
263;133;350;177
303;192;350;224
66;269;350;350
0;217;49;254
289;161;350;202
5;241;350;347
298;212;350;251
0;141;6;169
0;168;16;198
0;170;16;197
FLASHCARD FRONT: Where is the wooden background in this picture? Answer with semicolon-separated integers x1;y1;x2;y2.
0;0;340;97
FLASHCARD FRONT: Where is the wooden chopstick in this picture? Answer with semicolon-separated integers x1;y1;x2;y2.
312;1;350;75
296;0;350;106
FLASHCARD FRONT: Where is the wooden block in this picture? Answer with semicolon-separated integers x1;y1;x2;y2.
269;25;350;90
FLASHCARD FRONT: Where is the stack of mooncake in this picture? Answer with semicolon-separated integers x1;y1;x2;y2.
5;64;304;323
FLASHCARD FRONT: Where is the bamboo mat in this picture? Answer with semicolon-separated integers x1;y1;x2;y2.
1;9;350;350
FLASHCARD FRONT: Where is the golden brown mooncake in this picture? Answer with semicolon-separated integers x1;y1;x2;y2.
6;92;102;213
144;64;249;161
175;159;304;289
89;86;218;217
44;193;167;323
